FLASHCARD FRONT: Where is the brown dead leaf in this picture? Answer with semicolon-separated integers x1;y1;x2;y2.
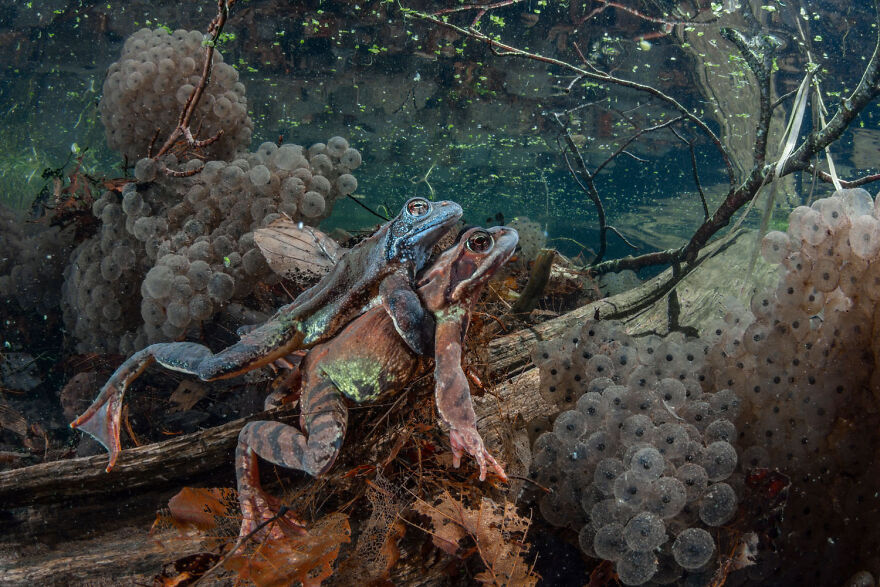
255;218;344;282
347;471;409;581
413;490;538;586
225;512;351;587
0;401;28;437
169;380;208;412
151;487;240;550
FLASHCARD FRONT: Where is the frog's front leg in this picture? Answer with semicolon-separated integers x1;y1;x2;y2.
235;378;348;537
433;317;507;482
380;270;435;356
72;322;304;471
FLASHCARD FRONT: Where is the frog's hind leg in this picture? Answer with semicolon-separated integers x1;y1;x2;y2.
235;379;347;537
70;342;237;471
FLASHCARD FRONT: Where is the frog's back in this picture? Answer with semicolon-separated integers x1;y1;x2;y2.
273;233;390;347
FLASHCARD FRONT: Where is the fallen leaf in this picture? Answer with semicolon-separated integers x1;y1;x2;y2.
255;219;344;282
413;490;538;586
0;401;28;437
169;380;208;412
152;486;241;550
225;512;351;587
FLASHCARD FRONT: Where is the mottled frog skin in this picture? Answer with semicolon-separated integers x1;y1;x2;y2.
71;197;462;471
236;226;518;536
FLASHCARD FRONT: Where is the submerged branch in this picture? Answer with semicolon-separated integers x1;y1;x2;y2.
405;1;880;282
401;7;735;186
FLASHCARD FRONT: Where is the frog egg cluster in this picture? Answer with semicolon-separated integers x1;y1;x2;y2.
529;319;739;584
704;188;880;474
0;204;76;315
61;189;149;353
100;27;252;162
61;136;360;352
695;188;880;583
508;216;547;262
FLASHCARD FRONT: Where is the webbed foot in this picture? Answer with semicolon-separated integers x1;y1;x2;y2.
70;381;126;472
449;427;508;482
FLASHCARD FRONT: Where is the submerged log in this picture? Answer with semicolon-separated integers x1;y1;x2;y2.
0;229;772;584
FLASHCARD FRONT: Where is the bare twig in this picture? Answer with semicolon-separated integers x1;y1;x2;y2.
806;166;880;188
401;7;735;186
553;123;610;264
606;226;639;251
153;0;235;167
346;193;391;221
593;116;683;175
670;126;710;220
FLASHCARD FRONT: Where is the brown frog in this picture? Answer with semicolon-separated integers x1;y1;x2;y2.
71;198;462;470
237;226;519;536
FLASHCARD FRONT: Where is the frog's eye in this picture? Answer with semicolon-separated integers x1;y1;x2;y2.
466;230;494;253
407;198;430;217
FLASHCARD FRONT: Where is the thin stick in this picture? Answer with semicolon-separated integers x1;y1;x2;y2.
670;126;710;220
153;0;235;166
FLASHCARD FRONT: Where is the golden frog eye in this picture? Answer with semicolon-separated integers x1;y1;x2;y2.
407;198;430;217
466;231;493;253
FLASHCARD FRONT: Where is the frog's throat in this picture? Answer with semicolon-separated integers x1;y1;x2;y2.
320;357;392;402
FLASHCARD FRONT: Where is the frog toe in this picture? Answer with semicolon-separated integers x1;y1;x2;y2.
70;388;124;472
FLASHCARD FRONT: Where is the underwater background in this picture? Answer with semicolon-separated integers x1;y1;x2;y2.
2;0;880;585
